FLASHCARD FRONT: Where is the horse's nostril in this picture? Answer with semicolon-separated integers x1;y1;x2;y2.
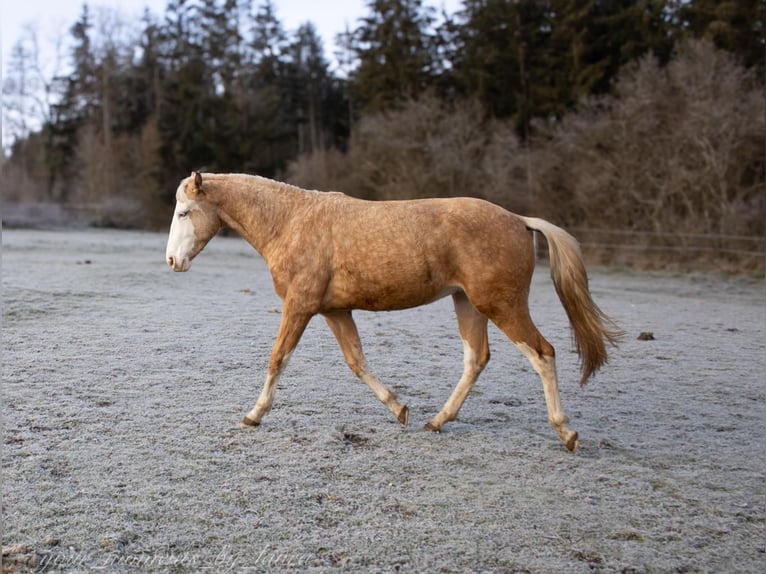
168;256;175;268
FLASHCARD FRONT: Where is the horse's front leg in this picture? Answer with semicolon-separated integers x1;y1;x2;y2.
241;308;312;427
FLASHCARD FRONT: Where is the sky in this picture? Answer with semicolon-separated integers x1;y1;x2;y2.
2;0;462;70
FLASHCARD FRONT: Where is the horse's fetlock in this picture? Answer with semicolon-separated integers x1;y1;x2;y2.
550;412;569;428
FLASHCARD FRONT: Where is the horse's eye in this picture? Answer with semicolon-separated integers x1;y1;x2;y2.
178;211;189;219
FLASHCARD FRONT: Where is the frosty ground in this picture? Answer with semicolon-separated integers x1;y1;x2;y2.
2;229;764;572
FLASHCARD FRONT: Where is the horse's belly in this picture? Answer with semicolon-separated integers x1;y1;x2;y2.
359;283;459;311
322;266;458;311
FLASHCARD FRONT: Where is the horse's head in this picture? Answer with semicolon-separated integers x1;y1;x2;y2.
166;171;223;271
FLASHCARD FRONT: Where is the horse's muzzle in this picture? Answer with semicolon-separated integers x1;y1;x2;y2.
167;256;190;272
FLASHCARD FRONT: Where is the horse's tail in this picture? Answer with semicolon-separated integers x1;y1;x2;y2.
521;216;623;386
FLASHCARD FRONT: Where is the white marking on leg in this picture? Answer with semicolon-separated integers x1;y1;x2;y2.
445;339;480;413
359;371;393;404
358;369;408;424
246;352;293;423
515;342;578;450
427;338;482;430
514;342;568;426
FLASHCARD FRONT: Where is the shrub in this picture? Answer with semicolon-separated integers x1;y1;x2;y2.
286;96;533;213
529;40;765;239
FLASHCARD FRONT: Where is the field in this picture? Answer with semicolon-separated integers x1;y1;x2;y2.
3;229;764;572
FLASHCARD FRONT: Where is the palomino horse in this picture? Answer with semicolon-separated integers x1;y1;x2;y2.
166;172;622;451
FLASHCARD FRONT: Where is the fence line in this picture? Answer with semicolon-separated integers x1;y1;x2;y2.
569;227;765;244
578;242;763;257
565;227;765;258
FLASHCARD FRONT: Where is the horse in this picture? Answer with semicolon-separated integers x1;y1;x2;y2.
165;171;622;451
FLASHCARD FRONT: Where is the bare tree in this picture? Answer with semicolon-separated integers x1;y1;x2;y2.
529;40;765;239
285;95;533;213
2;24;66;147
2;23;67;200
346;95;527;204
74;5;139;200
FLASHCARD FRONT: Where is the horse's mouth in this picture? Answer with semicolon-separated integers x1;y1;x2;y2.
167;256;190;272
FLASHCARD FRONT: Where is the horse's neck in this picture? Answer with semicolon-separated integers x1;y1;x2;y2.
210;175;307;258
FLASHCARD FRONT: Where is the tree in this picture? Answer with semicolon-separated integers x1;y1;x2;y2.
581;0;674;93
289;23;326;154
237;0;294;174
450;0;550;133
3;31;45;152
450;0;675;136
248;0;290;84
349;0;439;112
125;8;164;133
286;22;349;154
672;0;765;73
529;40;765;240
1;24;64;200
42;3;101;200
334;23;358;131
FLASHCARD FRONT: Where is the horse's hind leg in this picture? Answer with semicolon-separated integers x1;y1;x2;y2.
425;291;490;432
323;310;409;426
491;305;579;452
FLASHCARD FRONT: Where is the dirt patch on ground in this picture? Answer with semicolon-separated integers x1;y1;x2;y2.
3;229;764;572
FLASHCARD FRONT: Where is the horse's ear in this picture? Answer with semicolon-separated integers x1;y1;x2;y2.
187;171;205;198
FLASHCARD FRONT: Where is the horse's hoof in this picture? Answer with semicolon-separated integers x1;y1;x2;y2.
396;405;409;426
240;415;260;428
564;431;579;453
423;421;442;433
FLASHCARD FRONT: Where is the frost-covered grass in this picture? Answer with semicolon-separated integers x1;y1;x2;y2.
3;229;764;572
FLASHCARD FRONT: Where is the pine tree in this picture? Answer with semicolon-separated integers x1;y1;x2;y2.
155;0;218;195
129;8;163;131
349;0;439;112
451;0;675;134
44;3;100;199
240;0;293;174
673;0;765;72
451;0;550;132
288;23;329;154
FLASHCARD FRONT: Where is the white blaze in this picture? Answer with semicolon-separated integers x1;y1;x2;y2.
165;187;197;272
